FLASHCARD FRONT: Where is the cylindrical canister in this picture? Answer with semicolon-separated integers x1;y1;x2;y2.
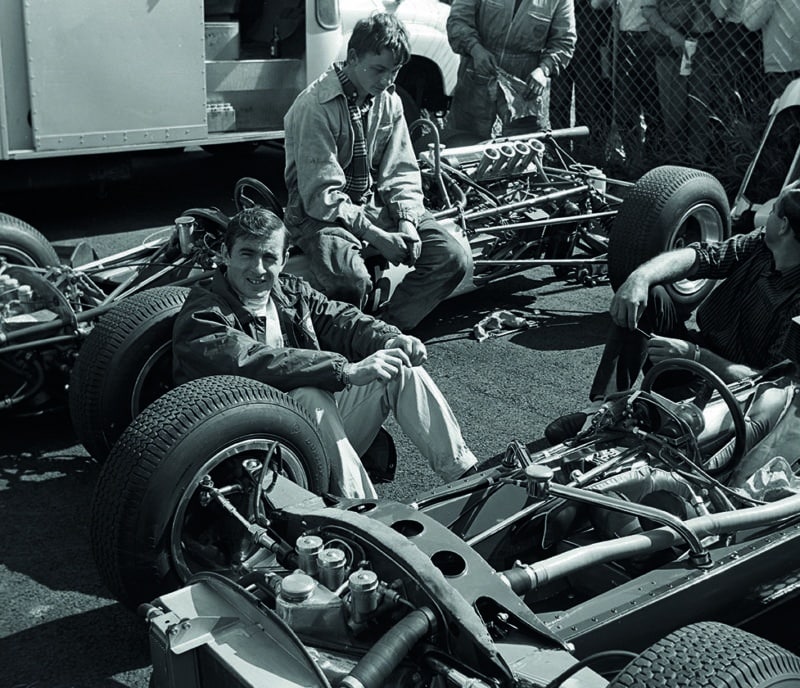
317;547;347;590
349;569;380;622
278;571;316;604
17;285;34;313
174;216;196;255
296;535;324;575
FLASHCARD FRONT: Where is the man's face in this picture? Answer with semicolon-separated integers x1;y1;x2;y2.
222;233;287;301
348;48;402;98
764;195;788;252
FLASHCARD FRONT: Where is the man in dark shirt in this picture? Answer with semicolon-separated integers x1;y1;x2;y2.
546;182;800;444
590;182;800;401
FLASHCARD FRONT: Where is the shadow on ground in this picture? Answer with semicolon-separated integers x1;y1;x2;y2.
417;270;611;349
3;605;150;688
0;413;105;597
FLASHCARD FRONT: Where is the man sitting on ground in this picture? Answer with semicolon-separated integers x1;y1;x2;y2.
547;182;800;444
172;206;478;499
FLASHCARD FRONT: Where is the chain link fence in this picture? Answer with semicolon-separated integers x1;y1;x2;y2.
548;1;800;196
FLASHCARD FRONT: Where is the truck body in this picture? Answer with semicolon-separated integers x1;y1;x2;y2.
0;0;456;189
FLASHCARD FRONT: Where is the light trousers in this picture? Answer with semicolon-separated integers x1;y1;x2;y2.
289;366;477;498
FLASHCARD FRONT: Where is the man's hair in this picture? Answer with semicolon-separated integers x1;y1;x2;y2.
347;12;410;67
224;206;288;253
778;183;800;242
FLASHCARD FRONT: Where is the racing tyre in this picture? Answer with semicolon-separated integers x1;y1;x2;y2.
69;286;190;462
608;621;800;687
91;375;330;608
0;213;60;267
608;166;730;309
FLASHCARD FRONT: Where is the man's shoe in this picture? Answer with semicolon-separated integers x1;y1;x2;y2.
459;465;479;479
544;412;588;446
360;427;397;484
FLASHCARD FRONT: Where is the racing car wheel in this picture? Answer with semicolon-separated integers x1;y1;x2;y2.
641;358;748;472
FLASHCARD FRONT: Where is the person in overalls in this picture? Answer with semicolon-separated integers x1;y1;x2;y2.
443;0;577;145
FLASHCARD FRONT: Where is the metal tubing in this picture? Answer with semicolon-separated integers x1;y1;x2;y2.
72;240;165;272
473;258;607;267
542;165;635;190
103;255;191;301
474;146;501;179
437;128;587;168
0;332;80;353
463;185;591;221
550;483;707;558
495;144;516;176
507;492;800;594
472;210;618;234
493;125;590;143
465;448;641;548
512;141;534;173
0;297;119;348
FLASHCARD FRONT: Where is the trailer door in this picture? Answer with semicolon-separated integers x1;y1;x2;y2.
23;0;207;153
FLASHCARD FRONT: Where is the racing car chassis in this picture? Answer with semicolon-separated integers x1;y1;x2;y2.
89;338;800;686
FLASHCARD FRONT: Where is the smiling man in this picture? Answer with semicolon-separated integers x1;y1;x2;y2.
172;206;478;499
283;12;469;332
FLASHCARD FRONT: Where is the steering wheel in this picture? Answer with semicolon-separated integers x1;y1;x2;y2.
641;358;748;472
233;177;284;219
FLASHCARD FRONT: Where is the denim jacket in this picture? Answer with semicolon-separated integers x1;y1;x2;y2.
283;66;425;240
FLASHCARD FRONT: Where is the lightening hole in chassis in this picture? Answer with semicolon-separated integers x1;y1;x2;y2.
431;550;467;578
391;519;425;537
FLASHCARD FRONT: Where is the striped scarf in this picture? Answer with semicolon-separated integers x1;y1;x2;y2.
335;63;373;204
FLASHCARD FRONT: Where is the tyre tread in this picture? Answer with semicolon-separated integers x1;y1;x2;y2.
0;212;60;266
610;621;800;687
91;375;328;607
608;165;728;292
69;286;189;461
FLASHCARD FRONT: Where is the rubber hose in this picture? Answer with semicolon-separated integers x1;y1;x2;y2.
339;607;436;688
500;567;532;596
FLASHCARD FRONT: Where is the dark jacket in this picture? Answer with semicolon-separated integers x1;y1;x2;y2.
172;270;401;391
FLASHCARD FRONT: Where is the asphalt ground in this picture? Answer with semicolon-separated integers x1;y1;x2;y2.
1;146;795;686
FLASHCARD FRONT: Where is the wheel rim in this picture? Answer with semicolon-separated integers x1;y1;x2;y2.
666;203;725;299
1;245;40;267
169;437;310;583
129;342;173;417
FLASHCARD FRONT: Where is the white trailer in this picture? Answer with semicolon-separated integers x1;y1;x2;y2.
0;0;456;188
